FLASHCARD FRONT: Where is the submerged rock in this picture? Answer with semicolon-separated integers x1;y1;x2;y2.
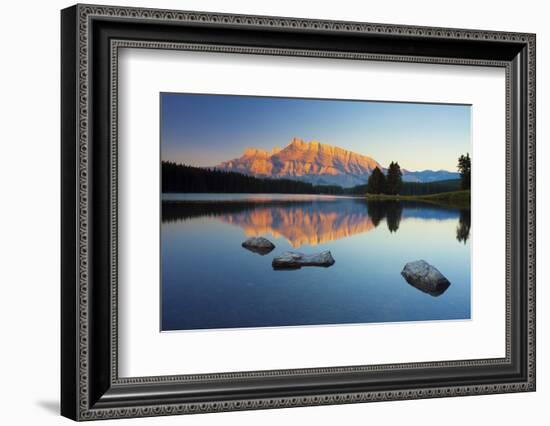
241;237;275;255
272;251;335;270
401;260;451;297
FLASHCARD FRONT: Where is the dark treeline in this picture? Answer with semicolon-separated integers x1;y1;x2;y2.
346;179;461;196
162;162;345;195
162;162;463;196
399;179;462;195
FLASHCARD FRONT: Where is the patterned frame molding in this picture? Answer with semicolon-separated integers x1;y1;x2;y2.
61;3;536;421
109;41;512;384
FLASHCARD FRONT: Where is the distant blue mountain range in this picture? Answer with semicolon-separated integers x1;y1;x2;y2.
401;169;460;183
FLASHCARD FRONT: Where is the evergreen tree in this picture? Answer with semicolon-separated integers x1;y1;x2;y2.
457;153;471;190
386;161;403;195
366;167;387;194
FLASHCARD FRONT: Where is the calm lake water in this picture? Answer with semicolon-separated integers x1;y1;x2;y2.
161;194;471;331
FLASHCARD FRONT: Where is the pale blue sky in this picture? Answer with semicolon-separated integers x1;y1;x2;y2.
161;93;471;172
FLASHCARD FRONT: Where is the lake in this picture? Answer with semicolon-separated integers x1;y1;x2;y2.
161;194;471;331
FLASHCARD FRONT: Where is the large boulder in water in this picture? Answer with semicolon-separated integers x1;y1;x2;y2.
241;237;275;255
401;260;451;296
272;251;335;270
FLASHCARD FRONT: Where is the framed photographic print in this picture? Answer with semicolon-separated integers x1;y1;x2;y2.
61;4;536;421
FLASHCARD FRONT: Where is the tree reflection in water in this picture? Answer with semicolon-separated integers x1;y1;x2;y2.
456;209;471;243
162;197;468;248
366;201;403;233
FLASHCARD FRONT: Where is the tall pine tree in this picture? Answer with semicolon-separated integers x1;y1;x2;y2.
366;167;387;194
457;153;471;190
386;161;403;195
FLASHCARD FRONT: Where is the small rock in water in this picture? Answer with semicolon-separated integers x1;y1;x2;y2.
241;237;275;255
272;251;335;270
401;260;451;297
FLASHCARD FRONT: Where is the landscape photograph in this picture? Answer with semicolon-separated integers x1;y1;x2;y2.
160;93;472;331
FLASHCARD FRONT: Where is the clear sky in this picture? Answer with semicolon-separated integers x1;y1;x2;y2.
161;93;471;172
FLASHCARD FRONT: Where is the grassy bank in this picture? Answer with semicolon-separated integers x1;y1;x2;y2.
364;190;470;209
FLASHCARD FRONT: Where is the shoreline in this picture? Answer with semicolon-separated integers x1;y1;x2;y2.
161;193;364;202
160;191;470;209
364;190;470;209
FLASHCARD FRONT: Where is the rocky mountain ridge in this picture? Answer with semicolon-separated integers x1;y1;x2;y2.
215;137;458;187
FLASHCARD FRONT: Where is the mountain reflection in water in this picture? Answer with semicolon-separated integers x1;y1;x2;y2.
161;194;471;330
162;197;470;248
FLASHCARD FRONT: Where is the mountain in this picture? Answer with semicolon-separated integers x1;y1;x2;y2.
215;137;458;187
401;169;460;183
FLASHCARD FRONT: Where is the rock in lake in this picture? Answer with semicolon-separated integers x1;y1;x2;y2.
401;260;451;296
241;237;275;255
272;251;335;270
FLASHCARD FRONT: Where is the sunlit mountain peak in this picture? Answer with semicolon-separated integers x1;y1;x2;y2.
215;137;459;187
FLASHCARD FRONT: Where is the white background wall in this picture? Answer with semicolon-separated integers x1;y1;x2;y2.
0;0;546;424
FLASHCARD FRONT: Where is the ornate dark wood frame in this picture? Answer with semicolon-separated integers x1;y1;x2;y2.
61;3;536;421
